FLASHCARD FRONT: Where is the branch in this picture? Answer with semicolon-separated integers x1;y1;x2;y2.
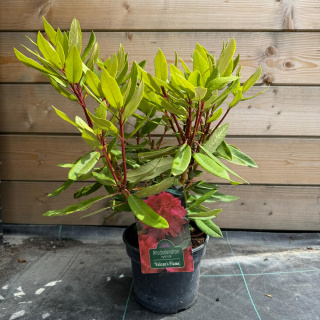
119;113;128;188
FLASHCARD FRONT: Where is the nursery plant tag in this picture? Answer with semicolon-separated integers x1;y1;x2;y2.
136;187;194;274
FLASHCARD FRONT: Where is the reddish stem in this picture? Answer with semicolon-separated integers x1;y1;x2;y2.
119;113;127;187
71;83;93;128
171;113;185;141
102;145;119;185
157;126;168;149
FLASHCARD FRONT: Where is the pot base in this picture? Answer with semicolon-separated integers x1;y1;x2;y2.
135;291;198;314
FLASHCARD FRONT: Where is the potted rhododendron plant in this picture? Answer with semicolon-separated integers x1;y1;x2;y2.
15;18;266;313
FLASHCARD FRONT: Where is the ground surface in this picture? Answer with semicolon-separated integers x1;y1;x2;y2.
0;226;319;320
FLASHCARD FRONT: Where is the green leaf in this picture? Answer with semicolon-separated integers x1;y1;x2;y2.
229;90;243;108
138;146;177;160
188;209;221;220
204;123;229;152
207;108;223;123
117;44;126;70
193;50;209;81
211;80;240;106
195;43;208;62
172;144;191;176
52;106;78;127
143;157;174;180
195;219;223;237
68;151;100;181
81;31;96;61
116;60;129;85
188;189;217;209
216;140;232;160
56;28;69;57
217;38;236;75
101;68;123;108
85;69;102;97
104;53;118;78
154;48;168;81
127;158;161;184
74;182;102;199
14;48;53;74
48;180;74;197
86;42;99;70
92;171;116;186
193;153;230;181
37;32;62;69
123;81;144;120
43;17;57;45
207;76;239;91
243;66;262;93
159;98;187;116
51;80;77;101
128;194;169;229
176;74;195;95
229;145;258;168
56;41;65;66
140;118;161;136
194;86;207;101
69;18;82;53
199;145;248;183
81;128;101;148
43;194;111;216
88;111;118;134
242;86;269;101
134;177;175;198
65;45;83;83
188;70;202;87
180;58;191;75
208;192;238;203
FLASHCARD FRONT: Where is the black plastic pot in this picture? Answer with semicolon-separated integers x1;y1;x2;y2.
123;223;209;314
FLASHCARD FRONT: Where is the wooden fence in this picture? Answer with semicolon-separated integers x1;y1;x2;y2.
0;0;319;230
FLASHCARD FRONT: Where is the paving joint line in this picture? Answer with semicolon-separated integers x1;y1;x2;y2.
122;280;133;320
201;268;320;277
226;231;262;320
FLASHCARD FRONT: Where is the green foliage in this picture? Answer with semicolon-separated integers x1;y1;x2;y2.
172;144;191;176
128;195;169;229
15;19;266;236
65;45;83;83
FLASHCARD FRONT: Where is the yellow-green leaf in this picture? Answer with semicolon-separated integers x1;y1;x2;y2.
154;48;168;81
65;45;83;84
242;66;262;93
101;68;123;108
37;32;62;69
172;144;191;176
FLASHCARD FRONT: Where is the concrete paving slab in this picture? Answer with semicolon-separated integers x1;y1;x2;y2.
0;228;319;320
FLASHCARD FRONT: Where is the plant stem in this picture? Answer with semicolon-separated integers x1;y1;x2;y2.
71;83;93;128
119;112;127;188
171;113;185;141
102;145;119;186
157;126;168;149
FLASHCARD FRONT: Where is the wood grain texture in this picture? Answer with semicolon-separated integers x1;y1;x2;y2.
1;0;319;31
1;182;319;230
1;135;319;184
1;84;320;136
3;32;320;84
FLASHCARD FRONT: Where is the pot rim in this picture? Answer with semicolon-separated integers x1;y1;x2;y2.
123;223;209;254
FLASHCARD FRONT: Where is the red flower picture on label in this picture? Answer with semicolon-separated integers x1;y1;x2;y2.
138;191;194;274
143;191;187;237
